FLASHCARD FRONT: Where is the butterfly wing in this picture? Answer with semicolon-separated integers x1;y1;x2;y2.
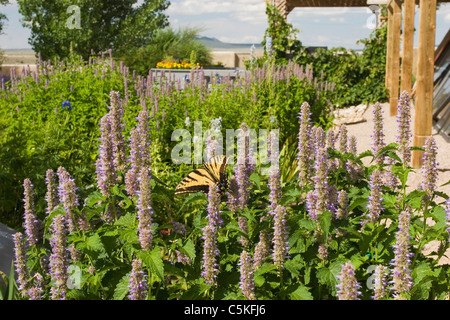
203;155;227;181
175;155;228;195
174;168;217;195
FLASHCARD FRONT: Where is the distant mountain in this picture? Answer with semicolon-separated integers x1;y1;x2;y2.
196;36;263;51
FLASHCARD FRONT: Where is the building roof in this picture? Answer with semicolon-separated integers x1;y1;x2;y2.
281;0;450;6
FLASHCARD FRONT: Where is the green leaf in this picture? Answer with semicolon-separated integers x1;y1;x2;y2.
181;239;196;260
318;210;332;241
113;275;130;300
115;212;136;228
177;192;206;214
290;285;313;300
249;173;261;190
84;190;105;207
84;233;105;253
138;247;164;282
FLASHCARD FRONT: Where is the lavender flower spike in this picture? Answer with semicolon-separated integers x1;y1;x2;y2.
390;207;413;299
96;114;116;197
396;91;412;165
253;230;270;269
297;102;312;188
235;122;255;210
128;259;148;300
207;183;223;230
313;146;329;216
239;251;256;300
57;167;89;232
268;131;281;211
23;178;40;246
371;102;385;165
13;232;30;297
108;91;127;172
201;224;219;286
336;261;361;300
372;265;388;300
49;214;69;300
272;205;289;269
45;169;59;216
366;169;383;225
419;136;439;201
137;167;154;251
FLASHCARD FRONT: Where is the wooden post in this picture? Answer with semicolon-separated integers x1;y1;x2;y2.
400;0;415;95
385;1;394;89
389;0;402;117
412;0;437;168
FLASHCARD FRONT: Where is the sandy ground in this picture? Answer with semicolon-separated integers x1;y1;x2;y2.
342;101;450;265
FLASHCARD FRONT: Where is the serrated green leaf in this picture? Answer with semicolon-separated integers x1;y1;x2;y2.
181;239;196;260
113;275;130;300
318;211;332;241
290;285;313;300
138;247;164;282
249;173;261;190
84;190;105;207
114;212;136;228
84;233;105;253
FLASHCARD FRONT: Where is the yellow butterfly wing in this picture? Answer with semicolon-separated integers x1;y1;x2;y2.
175;155;228;195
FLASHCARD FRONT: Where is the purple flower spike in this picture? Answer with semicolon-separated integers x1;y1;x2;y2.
372;265;388;300
207;184;222;230
108;91;127;172
239;251;256;300
201;224;219;286
23;178;40;246
396;91;412;165
272;205;289;269
13;232;30;297
419;136;439;201
390;207;413;299
45;169;59;216
336;261;361;300
128;259;148;300
366;169;383;225
371;102;385;165
253;230;270;270
137;168;154;251
96;114;116;197
49;214;69;300
235;122;255;210
297;102;312;188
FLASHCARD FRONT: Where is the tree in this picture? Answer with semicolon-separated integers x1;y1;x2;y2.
17;0;170;60
0;0;8;35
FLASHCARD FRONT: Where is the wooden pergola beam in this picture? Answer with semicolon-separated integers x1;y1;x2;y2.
386;0;402;117
412;0;437;168
400;0;415;95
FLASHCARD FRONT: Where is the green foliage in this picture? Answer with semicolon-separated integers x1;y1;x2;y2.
6;121;449;300
260;3;388;107
293;26;388;107
0;53;330;230
261;3;302;62
122;27;213;75
16;0;169;60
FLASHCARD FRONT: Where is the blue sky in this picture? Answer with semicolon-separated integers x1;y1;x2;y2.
0;0;449;50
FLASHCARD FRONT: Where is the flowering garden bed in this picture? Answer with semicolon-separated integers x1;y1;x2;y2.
0;53;449;300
